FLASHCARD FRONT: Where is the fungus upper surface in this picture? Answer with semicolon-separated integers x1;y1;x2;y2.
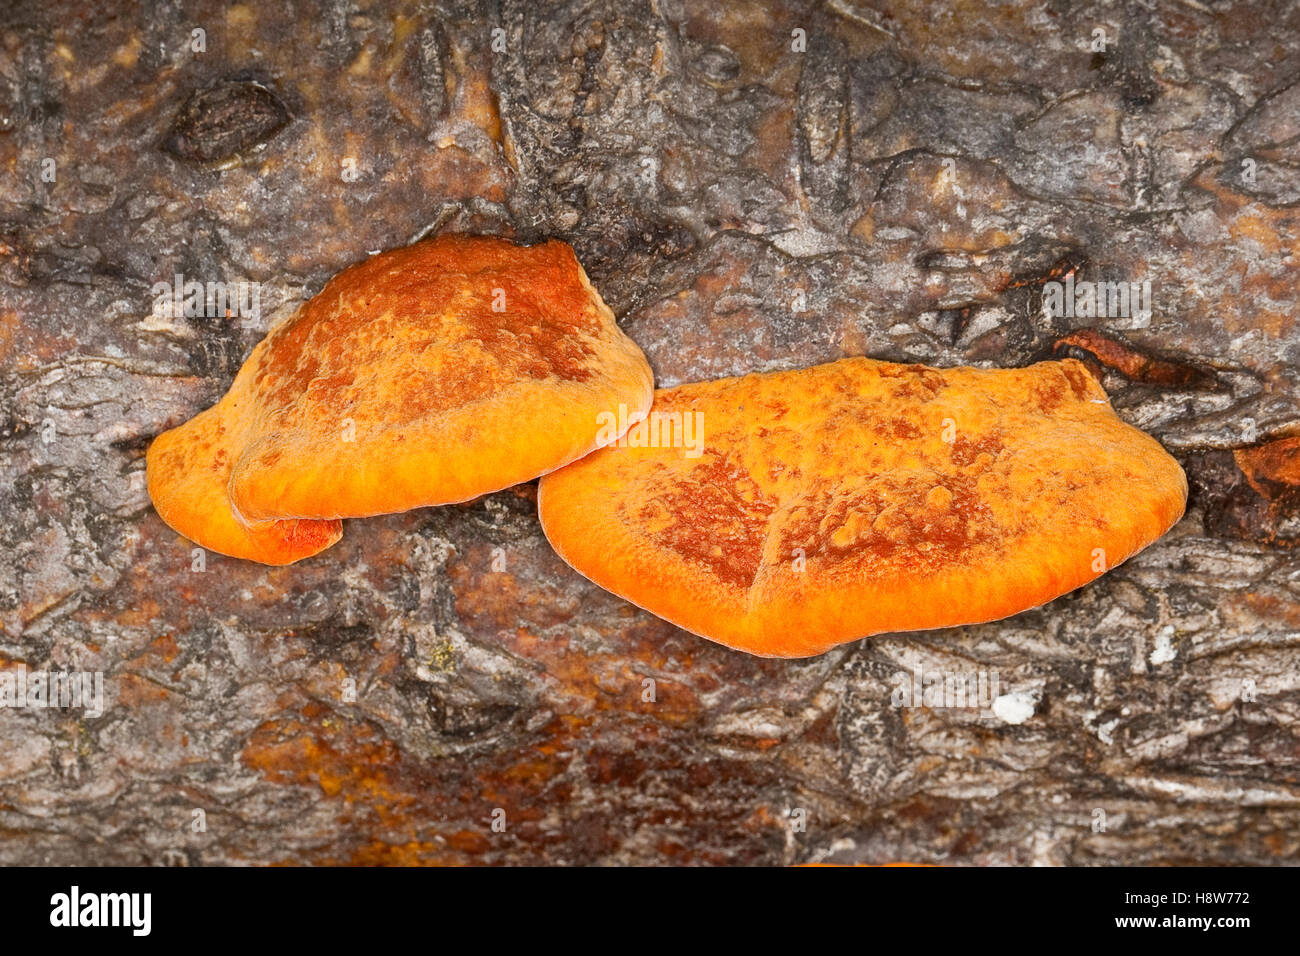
538;357;1188;657
228;235;653;523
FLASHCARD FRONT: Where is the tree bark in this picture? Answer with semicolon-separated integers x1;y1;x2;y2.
1;0;1297;865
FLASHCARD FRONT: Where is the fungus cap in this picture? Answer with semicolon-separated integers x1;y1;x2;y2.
224;235;653;523
538;357;1187;657
147;235;651;563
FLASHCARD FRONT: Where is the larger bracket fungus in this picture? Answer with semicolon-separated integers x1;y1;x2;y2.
147;235;653;564
538;357;1188;657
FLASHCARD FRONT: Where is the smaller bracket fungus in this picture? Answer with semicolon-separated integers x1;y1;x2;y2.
147;235;653;564
538;357;1188;657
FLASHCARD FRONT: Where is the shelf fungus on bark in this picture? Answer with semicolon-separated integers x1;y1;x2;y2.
147;235;653;564
538;357;1188;658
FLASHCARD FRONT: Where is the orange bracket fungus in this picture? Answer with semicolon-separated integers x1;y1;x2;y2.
147;235;653;564
538;357;1188;657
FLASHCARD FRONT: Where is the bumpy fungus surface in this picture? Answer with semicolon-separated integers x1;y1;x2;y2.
538;357;1188;657
147;235;653;564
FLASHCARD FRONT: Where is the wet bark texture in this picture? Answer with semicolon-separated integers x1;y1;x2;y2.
2;0;1298;865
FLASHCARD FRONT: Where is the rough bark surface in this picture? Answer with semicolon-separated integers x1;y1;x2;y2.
1;0;1298;865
